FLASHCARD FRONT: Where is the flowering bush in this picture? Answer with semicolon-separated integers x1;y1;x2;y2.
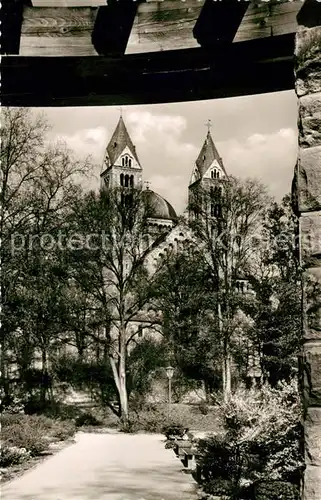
1;413;76;462
196;381;304;499
0;446;31;467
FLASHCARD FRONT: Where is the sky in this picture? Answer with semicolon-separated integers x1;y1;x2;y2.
42;90;298;215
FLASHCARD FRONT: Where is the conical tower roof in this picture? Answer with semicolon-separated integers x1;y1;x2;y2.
195;130;227;178
106;116;141;166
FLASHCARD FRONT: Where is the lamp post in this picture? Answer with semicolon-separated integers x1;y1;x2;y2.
165;365;174;412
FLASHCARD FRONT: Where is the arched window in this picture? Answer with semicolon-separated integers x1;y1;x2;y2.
120;173;124;186
214;204;221;217
211;168;220;179
130;175;134;187
125;174;129;187
121;155;132;168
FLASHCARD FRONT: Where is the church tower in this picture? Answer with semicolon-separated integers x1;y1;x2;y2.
100;116;143;190
188;124;228;220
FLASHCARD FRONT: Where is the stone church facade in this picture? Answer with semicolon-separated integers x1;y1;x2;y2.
99;116;259;388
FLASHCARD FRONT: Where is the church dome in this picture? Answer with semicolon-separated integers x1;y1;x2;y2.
143;189;177;221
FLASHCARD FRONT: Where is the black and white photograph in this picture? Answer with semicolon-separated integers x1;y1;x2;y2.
1;1;321;500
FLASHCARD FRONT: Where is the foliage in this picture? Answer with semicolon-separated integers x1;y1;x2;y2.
199;401;209;415
1;107;91;406
65;187;165;421
0;446;31;468
162;423;188;439
248;194;301;386
189;177;270;398
151;246;222;393
75;412;103;428
127;339;167;400
53;341;167;415
253;480;299;500
196;381;303;499
1;414;75;461
121;405;169;433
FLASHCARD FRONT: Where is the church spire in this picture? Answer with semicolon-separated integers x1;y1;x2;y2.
189;125;227;186
101;116;142;190
105;115;141;167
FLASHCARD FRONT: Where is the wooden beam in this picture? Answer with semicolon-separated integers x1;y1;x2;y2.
31;1;106;6
233;0;303;43
20;7;98;56
1;33;296;107
193;0;250;48
126;0;205;54
297;0;321;27
92;2;138;56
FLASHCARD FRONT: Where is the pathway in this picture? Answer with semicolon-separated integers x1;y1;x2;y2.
1;432;198;500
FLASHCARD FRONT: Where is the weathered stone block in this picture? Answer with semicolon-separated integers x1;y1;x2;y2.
305;407;321;467
295;26;321;97
300;212;321;267
304;464;321;500
303;268;321;340
297;146;321;212
299;93;321;148
303;341;321;407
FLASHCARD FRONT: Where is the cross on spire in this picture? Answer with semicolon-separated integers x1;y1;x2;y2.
205;119;212;133
118;106;123;117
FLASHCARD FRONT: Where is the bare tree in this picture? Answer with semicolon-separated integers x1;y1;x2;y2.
68;188;162;421
189;176;271;400
1;108;91;405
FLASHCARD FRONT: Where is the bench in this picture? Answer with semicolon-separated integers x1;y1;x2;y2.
180;446;198;468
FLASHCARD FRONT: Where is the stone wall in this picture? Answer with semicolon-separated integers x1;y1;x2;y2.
294;5;321;499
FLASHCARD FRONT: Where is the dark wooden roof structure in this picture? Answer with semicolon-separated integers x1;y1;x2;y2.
1;0;319;107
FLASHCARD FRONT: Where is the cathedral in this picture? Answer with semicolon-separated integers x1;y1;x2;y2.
100;115;228;244
99;116;224;332
100;115;260;385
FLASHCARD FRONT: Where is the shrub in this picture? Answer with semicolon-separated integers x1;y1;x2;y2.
1;413;76;460
119;405;186;434
203;478;233;496
198;401;209;415
196;381;304;499
49;419;75;441
122;407;168;433
3;422;48;456
162;423;188;439
75;412;102;427
254;480;300;500
0;446;31;467
1;397;25;415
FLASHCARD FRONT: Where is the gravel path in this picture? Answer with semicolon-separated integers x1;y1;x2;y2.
1;432;198;500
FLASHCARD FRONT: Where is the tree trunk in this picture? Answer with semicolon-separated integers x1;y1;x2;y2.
225;345;232;400
218;301;231;401
40;347;48;406
118;336;128;422
109;332;129;422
